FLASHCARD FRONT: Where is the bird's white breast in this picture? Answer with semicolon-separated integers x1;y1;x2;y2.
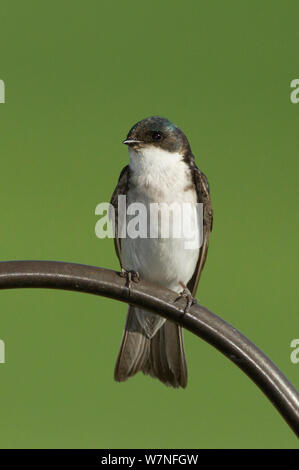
129;146;191;201
121;145;200;293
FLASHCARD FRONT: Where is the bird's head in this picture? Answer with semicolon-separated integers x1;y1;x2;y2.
123;116;191;157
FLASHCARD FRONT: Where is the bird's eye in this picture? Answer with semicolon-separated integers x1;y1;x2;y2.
152;131;163;141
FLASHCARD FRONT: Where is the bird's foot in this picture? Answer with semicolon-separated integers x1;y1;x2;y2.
120;268;140;289
175;284;197;315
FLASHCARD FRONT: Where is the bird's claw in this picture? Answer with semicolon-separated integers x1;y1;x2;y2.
120;268;140;289
175;287;197;315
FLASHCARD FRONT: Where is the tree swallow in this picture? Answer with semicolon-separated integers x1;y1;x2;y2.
110;116;213;388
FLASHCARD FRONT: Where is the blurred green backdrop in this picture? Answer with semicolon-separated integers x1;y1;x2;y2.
0;0;298;449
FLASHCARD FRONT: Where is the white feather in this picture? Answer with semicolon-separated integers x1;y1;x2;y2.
121;145;200;294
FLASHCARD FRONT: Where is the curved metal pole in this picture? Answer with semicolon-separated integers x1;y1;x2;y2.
0;260;298;437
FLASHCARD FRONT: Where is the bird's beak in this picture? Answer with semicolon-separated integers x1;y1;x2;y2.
123;139;143;145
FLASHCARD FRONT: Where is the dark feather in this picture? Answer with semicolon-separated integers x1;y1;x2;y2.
187;159;213;296
110;165;130;263
114;307;150;381
146;321;187;388
115;307;187;388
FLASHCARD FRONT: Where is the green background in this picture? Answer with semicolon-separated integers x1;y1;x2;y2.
0;0;298;449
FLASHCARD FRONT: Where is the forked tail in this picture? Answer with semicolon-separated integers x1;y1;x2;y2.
114;306;187;388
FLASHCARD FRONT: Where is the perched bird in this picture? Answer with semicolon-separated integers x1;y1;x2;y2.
110;116;213;388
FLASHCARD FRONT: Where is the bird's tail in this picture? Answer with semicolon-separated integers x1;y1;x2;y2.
114;306;187;388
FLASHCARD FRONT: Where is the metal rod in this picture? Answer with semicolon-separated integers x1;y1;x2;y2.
0;260;298;437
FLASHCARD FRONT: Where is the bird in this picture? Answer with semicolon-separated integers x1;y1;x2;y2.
110;116;213;388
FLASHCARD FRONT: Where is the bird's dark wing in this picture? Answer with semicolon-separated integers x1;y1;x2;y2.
109;165;130;264
187;164;213;296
